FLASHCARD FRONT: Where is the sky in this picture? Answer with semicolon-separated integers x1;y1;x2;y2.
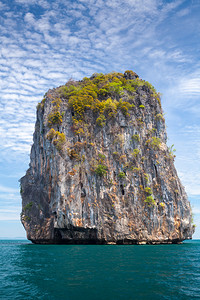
0;0;200;239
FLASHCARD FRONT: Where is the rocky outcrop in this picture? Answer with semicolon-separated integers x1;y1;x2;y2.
20;71;195;244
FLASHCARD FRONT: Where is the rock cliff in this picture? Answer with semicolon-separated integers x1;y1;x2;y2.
20;71;195;244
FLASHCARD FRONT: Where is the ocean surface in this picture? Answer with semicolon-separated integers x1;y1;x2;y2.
0;240;200;300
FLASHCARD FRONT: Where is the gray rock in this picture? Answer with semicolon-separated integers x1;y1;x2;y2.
20;71;195;244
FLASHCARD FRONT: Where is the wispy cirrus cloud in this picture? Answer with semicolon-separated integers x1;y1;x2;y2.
0;184;21;221
0;184;19;194
179;77;200;96
0;212;20;221
166;124;200;200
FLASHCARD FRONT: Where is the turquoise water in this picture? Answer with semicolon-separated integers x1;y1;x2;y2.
0;240;200;299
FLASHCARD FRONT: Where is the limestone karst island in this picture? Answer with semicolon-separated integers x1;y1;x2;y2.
20;71;195;244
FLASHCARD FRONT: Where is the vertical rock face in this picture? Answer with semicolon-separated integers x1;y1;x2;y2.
20;71;195;244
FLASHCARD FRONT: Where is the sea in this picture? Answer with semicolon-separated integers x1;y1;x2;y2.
0;240;200;300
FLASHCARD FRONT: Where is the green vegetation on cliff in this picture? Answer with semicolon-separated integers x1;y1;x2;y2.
40;71;161;128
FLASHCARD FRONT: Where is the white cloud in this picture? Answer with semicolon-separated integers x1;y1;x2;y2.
0;1;8;10
161;0;184;15
177;7;190;17
0;184;19;194
15;0;37;4
0;208;21;221
169;123;200;199
0;215;20;221
24;12;35;25
179;77;200;96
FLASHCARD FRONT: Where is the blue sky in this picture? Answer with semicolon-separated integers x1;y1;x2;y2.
0;0;200;239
